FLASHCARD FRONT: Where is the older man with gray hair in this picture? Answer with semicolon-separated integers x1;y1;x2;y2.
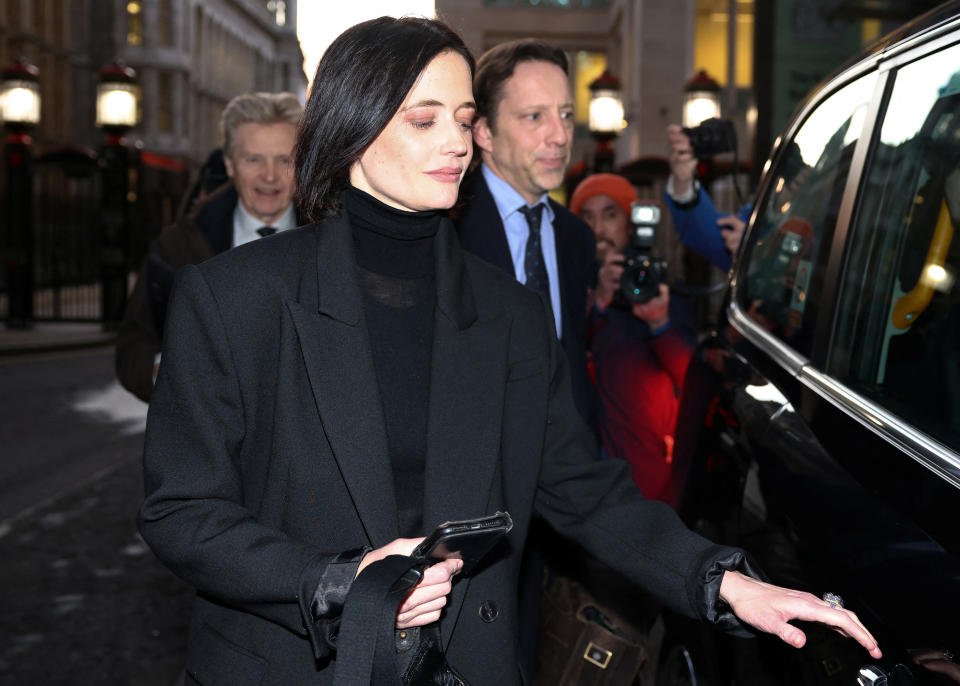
116;91;303;402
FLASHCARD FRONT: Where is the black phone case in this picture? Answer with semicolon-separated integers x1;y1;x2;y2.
412;512;513;574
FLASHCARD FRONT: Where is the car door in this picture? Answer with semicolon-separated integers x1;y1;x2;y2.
813;34;960;685
669;66;885;685
671;25;960;686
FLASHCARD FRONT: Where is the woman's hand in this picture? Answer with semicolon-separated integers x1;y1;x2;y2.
719;571;882;659
395;557;462;628
355;537;464;629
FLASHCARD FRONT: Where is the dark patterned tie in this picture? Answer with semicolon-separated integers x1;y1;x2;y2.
257;226;277;237
519;204;551;308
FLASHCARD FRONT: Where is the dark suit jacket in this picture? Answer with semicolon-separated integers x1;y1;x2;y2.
116;185;303;402
456;170;596;423
138;213;734;686
115;183;238;402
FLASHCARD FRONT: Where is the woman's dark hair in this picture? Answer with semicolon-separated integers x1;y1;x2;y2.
295;16;474;221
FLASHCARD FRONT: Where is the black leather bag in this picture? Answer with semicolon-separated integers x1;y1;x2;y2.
332;555;470;686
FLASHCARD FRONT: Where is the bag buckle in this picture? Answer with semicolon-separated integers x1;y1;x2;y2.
583;641;613;669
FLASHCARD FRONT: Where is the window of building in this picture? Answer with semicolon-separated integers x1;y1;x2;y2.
267;0;286;26
829;43;960;453
694;0;753;88
127;1;143;46
738;72;876;358
158;72;173;133
159;0;173;46
573;51;606;125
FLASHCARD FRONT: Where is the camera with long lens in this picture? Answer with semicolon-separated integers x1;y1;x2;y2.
682;117;737;159
611;202;668;309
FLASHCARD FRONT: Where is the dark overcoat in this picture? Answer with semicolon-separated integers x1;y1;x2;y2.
138;213;729;686
116;183;237;402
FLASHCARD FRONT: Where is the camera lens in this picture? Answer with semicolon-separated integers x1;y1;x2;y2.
621;255;661;304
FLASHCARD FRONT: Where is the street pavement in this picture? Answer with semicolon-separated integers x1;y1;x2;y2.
0;322;114;356
0;451;193;686
0;338;192;685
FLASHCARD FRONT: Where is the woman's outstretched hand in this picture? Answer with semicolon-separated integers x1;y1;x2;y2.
720;571;882;659
356;537;463;629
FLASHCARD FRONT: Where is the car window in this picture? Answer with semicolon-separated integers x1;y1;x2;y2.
829;42;960;453
738;74;877;357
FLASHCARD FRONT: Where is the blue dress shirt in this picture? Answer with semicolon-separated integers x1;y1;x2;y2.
481;164;562;338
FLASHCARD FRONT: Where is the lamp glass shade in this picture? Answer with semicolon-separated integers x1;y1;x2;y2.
682;91;721;128
96;82;138;128
0;79;41;126
589;88;624;135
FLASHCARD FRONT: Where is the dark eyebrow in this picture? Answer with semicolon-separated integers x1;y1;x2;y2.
403;99;477;112
403;99;444;110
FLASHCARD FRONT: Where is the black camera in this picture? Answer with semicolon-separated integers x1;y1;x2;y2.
611;202;668;308
682;117;737;159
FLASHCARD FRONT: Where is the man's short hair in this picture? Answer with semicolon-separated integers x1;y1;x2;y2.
220;92;303;159
473;39;568;132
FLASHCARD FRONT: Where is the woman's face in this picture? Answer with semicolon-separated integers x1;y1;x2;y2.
350;51;475;212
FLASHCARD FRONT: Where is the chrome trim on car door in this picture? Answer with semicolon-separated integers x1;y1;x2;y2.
727;301;808;376
800;365;960;491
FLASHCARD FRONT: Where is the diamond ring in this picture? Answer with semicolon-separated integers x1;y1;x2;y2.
822;592;844;609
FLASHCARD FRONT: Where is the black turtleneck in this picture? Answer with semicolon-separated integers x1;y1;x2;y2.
343;186;440;538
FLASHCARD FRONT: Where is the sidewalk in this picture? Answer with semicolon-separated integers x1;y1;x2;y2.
0;452;192;685
0;322;115;355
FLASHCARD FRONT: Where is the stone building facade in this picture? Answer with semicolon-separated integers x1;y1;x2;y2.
1;0;306;165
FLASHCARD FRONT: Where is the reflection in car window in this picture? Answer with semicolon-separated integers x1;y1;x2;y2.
739;74;877;357
830;43;960;453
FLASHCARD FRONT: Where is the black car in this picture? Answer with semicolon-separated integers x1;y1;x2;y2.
661;3;960;685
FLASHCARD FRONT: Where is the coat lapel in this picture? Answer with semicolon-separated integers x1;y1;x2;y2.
286;215;399;547
287;215;508;644
423;222;509;648
456;170;514;273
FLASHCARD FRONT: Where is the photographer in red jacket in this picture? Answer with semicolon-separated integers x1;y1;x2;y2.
572;174;695;501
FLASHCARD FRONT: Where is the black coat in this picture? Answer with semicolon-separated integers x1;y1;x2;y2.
138;213;731;686
456;170;597;423
115;184;237;402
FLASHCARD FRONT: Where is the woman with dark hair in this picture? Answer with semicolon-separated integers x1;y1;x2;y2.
139;15;880;686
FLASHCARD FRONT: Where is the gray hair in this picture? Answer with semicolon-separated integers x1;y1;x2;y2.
220;92;303;158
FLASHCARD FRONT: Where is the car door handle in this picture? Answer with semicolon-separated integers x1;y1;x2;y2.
858;664;918;686
858;665;888;686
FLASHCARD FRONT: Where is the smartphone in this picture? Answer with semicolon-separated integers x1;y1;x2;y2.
412;511;513;575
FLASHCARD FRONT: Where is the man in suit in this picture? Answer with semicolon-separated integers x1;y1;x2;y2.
454;40;602;679
115;91;303;402
456;40;596;423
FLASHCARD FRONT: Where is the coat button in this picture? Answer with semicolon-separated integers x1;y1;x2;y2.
479;600;499;623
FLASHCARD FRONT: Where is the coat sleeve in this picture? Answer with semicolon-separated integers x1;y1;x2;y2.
137;264;358;658
115;256;161;403
531;296;755;626
664;186;733;271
